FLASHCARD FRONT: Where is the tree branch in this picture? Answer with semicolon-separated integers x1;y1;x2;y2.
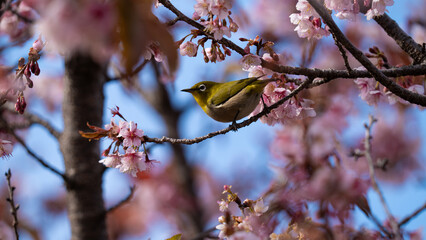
2;103;61;139
144;77;313;144
331;33;352;72
5;169;20;240
7;128;67;181
363;116;401;239
307;0;426;107
398;202;426;227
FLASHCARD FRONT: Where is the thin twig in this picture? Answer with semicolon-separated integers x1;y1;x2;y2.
398;202;426;227
5;169;20;240
7;129;67;182
331;33;352;72
2;103;61;139
144;77;313;144
307;0;426;106
166;17;181;26
369;212;393;238
107;59;150;81
363;116;401;239
107;186;136;213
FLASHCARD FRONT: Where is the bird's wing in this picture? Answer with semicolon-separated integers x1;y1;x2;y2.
209;77;259;106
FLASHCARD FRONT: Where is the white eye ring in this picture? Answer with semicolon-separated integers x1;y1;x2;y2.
199;84;206;91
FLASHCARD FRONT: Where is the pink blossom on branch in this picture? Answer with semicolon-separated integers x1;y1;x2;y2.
250;82;316;126
210;0;232;20
179;41;198;57
117;148;146;177
354;78;386;106
239;54;262;71
365;0;394;20
118;121;144;148
99;153;121;168
324;0;358;21
194;0;212;18
289;13;330;39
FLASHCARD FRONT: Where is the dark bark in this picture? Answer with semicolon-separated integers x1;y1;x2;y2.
60;53;107;240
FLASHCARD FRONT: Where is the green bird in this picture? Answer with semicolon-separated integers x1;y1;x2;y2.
182;76;276;124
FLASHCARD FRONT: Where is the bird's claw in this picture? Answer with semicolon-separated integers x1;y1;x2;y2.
229;121;238;131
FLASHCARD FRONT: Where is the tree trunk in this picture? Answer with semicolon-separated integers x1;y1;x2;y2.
60;53;107;240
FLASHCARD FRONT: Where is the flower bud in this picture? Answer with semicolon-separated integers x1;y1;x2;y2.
24;65;31;78
34;62;40;76
26;78;33;88
15;94;26;114
32;35;44;53
229;22;238;32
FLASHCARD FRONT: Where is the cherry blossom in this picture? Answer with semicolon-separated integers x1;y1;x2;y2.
240;54;262;71
217;200;229;212
210;0;232;20
295;0;319;18
289;13;330;39
250;83;316;126
117;148;146;177
253;198;269;216
118;121;144;148
354;78;386;106
179;41;198;57
211;24;231;40
365;0;394;20
32;35;45;53
194;0;212;18
99;153;121;168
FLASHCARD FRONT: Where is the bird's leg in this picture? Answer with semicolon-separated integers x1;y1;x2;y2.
229;110;240;131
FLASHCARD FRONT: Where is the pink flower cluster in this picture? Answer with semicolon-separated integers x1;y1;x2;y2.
290;0;395;40
0;1;36;41
354;77;424;106
265;95;375;224
250;82;316;126
215;186;270;239
365;0;394;20
97;118;158;177
289;0;330;40
238;52;316;126
194;0;238;40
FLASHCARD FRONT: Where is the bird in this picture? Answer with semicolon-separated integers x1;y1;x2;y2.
181;76;277;125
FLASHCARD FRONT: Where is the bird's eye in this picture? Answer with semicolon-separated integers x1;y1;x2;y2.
199;84;206;91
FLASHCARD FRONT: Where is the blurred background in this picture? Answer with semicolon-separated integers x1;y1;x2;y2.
0;0;425;239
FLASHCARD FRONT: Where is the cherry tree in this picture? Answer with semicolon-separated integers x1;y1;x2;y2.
0;0;425;239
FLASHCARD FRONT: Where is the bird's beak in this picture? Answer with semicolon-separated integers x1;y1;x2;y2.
181;88;195;93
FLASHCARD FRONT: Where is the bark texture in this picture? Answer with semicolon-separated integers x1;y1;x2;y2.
61;53;107;240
